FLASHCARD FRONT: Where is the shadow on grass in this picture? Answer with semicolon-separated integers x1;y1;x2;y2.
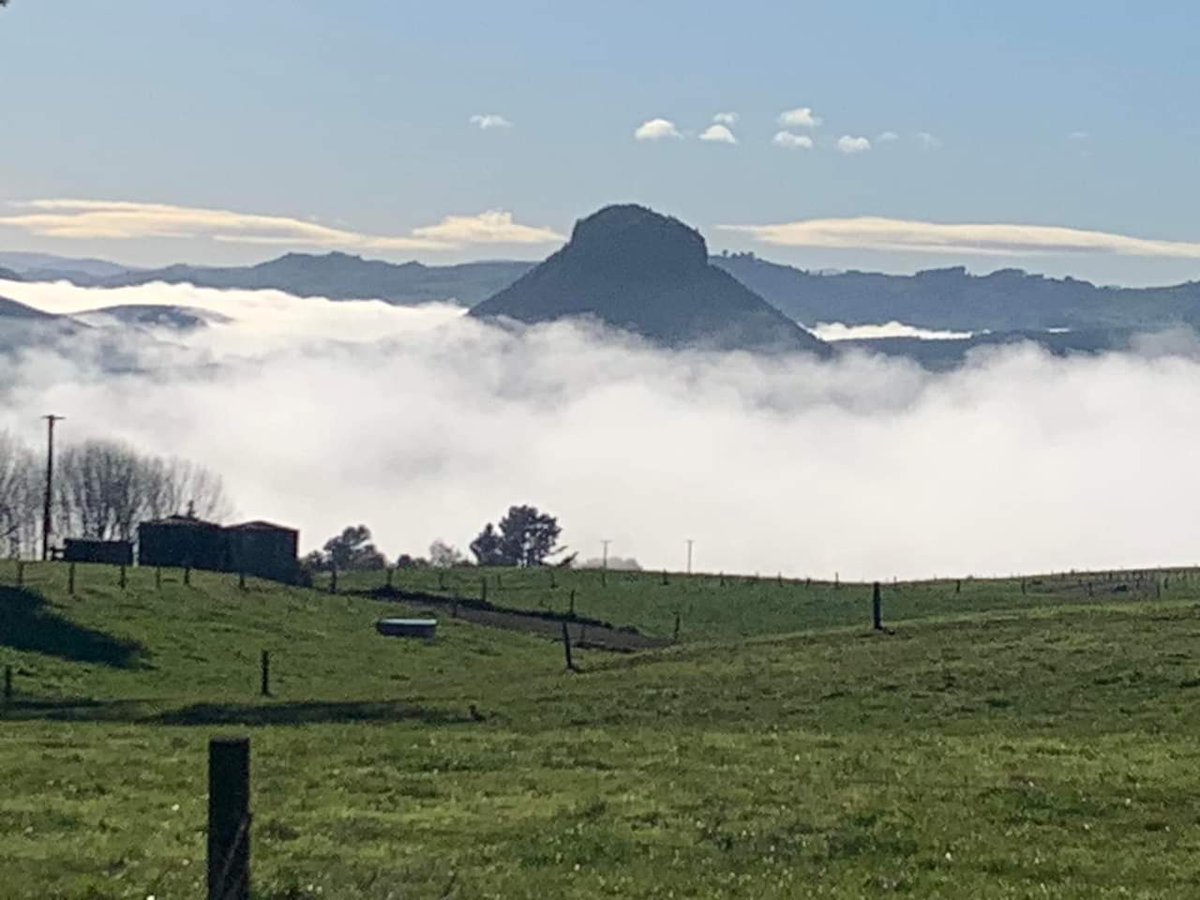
151;700;471;727
0;697;472;727
0;586;147;668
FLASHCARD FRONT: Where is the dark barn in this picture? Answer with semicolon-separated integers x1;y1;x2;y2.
63;538;134;566
225;520;300;584
137;515;227;571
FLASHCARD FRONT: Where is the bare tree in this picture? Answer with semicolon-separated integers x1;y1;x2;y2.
0;431;39;557
56;439;234;541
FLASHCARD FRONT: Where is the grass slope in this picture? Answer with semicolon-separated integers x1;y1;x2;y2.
3;561;1200;898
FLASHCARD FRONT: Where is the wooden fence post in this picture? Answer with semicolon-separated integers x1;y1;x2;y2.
119;565;127;590
561;621;575;672
15;561;23;589
387;566;394;589
155;566;162;590
207;737;251;900
569;588;576;617
3;665;11;705
260;651;270;697
184;566;192;587
68;562;76;595
673;612;681;644
239;571;247;590
872;581;883;632
328;564;337;595
481;577;487;603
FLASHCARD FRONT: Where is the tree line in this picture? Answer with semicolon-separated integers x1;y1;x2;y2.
0;431;232;557
305;504;572;573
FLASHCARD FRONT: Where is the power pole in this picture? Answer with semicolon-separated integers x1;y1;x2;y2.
41;414;63;561
686;539;694;575
600;540;611;570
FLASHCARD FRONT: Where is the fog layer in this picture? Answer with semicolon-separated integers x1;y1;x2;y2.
2;277;1198;580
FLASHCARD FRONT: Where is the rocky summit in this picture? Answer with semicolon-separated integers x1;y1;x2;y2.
469;204;828;354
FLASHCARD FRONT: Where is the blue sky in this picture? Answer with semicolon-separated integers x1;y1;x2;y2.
3;0;1200;284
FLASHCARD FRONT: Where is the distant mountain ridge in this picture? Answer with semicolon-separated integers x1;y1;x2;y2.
712;255;1200;333
470;205;829;354
97;252;533;306
9;237;1200;336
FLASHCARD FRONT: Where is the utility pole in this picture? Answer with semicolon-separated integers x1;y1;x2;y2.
686;539;694;575
41;414;63;561
601;539;611;570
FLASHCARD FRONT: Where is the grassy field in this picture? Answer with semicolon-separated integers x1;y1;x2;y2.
3;560;1200;898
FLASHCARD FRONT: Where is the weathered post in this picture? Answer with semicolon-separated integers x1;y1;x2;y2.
119;565;127;590
328;563;338;595
184;566;192;587
550;570;557;589
835;572;840;590
386;566;394;589
451;596;459;618
661;570;668;586
207;737;251;900
480;577;488;603
3;665;12;705
239;571;246;590
673;612;681;643
569;588;576;617
955;579;961;594
561;621;575;672
155;566;162;590
719;572;725;587
68;562;76;595
872;581;883;632
15;561;23;589
260;651;270;697
437;570;445;591
496;572;502;590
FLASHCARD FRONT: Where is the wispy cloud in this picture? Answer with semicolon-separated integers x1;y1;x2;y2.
634;118;683;141
877;131;900;143
719;215;1200;259
712;112;738;125
837;135;871;154
916;132;942;150
0;199;564;250
772;131;814;150
699;124;737;144
469;114;513;130
777;107;821;128
411;210;564;245
1068;130;1090;141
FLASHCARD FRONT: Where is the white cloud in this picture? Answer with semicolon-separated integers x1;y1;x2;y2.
713;112;739;125
0;199;563;250
916;132;942;150
1068;131;1090;141
6;279;1200;580
877;131;900;143
699;124;738;145
469;114;513;130
777;107;821;128
412;210;564;245
772;131;814;150
634;118;683;141
837;136;872;155
718;215;1200;259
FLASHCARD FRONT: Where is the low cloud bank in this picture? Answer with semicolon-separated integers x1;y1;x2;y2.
2;278;1200;580
811;321;975;342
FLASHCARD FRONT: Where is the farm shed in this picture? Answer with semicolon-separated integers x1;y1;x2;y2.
137;515;227;571
63;538;134;566
225;520;300;584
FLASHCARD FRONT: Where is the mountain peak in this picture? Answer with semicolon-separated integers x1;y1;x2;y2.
470;204;827;354
567;204;708;273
